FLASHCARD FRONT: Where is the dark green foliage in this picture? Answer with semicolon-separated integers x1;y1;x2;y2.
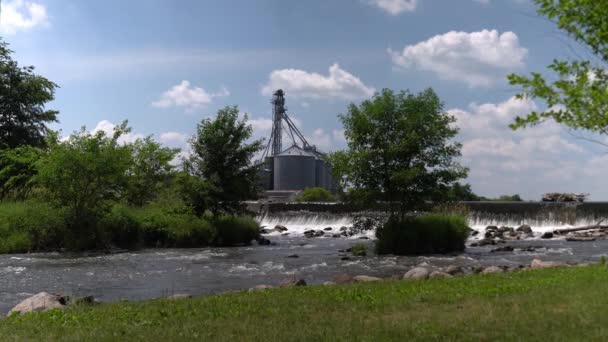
444;183;480;202
174;171;215;217
0;145;42;199
184;106;263;215
211;214;259;246
35;123;133;250
126;137;180;207
0;201;66;253
294;187;337;202
0;40;58;149
331;88;467;216
509;0;608;134
376;214;469;255
350;243;367;256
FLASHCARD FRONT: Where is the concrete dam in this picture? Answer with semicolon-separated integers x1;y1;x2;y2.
252;202;608;238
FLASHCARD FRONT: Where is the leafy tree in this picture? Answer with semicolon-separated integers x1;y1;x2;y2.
126;136;180;206
35;122;132;249
0;145;43;199
445;183;480;202
509;0;608;135
0;40;58;149
334;88;467;218
294;187;337;202
184;106;263;215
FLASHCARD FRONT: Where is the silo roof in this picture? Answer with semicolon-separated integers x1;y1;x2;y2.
277;145;318;157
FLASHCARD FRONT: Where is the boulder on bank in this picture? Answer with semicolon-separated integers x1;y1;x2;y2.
445;265;464;276
429;271;453;279
481;266;503;274
333;274;354;284
530;259;566;269
279;275;307;288
8;292;67;316
403;267;430;280
353;275;382;283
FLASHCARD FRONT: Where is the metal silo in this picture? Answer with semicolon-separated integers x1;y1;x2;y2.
315;158;326;188
273;146;316;190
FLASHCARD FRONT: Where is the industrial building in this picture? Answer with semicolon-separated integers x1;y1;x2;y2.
258;90;335;194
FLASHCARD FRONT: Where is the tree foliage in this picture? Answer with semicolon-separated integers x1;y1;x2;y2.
184;106;263;215
36;123;133;249
509;0;608;134
332;88;467;217
126;137;180;206
0;145;42;199
0;40;58;149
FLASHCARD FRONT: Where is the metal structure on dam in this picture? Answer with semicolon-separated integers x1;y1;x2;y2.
257;90;335;193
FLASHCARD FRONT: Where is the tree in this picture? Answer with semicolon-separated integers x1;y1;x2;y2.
126;136;180;206
0;145;43;199
184;106;263;215
334;88;467;217
0;40;58;149
445;183;480;202
35;122;132;249
509;1;608;137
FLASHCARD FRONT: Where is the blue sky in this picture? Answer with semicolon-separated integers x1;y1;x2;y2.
2;0;607;199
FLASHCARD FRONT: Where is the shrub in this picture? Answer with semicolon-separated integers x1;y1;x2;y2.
212;215;259;246
100;205;143;249
0;201;66;253
350;243;367;256
295;187;337;203
375;214;469;255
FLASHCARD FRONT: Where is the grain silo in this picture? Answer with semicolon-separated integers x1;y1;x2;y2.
258;89;336;193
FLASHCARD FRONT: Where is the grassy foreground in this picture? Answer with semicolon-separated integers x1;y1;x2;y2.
2;266;608;341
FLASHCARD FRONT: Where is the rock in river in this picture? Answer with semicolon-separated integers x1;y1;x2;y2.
541;232;554;239
274;225;288;232
403;267;430;280
279;275;307;288
516;225;533;234
8;292;67;316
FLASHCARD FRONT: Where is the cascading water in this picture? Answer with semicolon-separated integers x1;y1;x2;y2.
256;211;362;237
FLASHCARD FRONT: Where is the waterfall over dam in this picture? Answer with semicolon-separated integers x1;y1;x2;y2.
250;202;608;237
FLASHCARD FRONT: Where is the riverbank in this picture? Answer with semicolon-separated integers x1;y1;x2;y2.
2;265;607;340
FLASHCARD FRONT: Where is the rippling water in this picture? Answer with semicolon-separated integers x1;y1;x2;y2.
2;236;608;314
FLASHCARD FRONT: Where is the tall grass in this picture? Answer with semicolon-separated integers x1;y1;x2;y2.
375;213;469;255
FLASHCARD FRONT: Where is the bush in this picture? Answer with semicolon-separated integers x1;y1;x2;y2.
0;201;66;253
376;214;469;255
100;205;143;249
350;243;367;256
295;187;337;202
212;215;259;246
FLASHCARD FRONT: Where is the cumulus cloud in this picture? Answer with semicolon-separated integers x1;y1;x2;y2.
261;63;375;100
389;29;528;87
449;97;600;198
152;81;229;109
91;120;144;145
0;0;48;35
159;131;188;146
366;0;417;15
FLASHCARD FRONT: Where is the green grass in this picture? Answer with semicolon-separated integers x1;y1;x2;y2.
2;266;608;341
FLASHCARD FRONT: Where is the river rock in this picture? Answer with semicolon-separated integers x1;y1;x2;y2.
8;292;67;316
324;227;333;231
332;234;341;238
304;230;315;238
491;246;514;253
353;275;382;282
333;274;354;284
279;275;307;288
274;225;288;232
403;267;429;280
314;230;325;237
445;265;464;276
541;232;554;239
516;225;533;234
429;271;453;279
471;230;479;237
470;238;496;247
287;254;299;258
481;266;503;274
249;285;274;292
257;237;271;246
340;226;348;231
530;259;565;269
167;294;192;300
260;228;272;235
566;236;597;242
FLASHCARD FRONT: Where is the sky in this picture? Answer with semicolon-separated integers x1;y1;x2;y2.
2;0;607;200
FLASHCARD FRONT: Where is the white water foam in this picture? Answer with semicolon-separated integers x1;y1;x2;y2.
257;213;357;237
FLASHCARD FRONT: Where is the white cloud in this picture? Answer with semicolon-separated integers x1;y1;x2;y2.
152;81;229;109
159;131;188;146
91;120;144;145
389;29;528;87
0;0;48;35
261;63;375;100
366;0;417;15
